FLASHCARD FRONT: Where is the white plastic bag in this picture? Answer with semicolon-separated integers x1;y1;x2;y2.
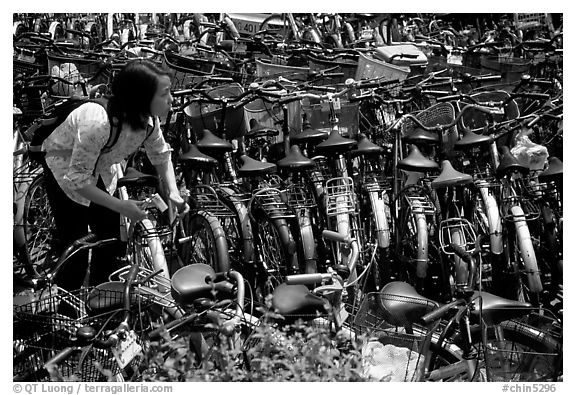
362;340;424;382
511;133;549;171
50;62;86;96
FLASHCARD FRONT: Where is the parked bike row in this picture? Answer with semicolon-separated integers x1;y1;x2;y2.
13;12;563;382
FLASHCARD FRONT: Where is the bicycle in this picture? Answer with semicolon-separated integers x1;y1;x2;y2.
353;233;562;382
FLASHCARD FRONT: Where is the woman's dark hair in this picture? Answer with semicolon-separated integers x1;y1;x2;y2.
109;59;170;130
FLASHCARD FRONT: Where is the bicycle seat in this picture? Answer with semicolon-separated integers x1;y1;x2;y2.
178;144;218;166
538;156;563;182
117;167;158;188
469;291;533;326
196;129;234;155
315;130;357;156
351;134;385;157
376;281;439;327
277;145;316;171
272;283;329;321
397;145;440;172
86;281;136;315
431;160;473;189
237;155;277;177
403;127;440;145
496;146;529;178
245;119;279;139
171;264;230;305
454;129;493;149
290;122;328;145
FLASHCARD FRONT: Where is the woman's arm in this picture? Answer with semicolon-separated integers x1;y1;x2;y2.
76;184;149;222
154;160;189;214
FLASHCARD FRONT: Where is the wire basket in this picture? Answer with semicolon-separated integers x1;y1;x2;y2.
483;318;562;382
307;52;358;84
47;50;110;95
438;218;477;255
255;57;309;82
514;13;550;31
12;286;148;381
500;178;541;221
457;90;520;134
302;98;359;138
251;187;295;219
325;176;357;217
13;340;121;382
480;54;531;84
286;182;317;209
189;184;235;217
162;51;215;90
401;102;458;155
402;193;436;216
355;52;410;96
362;172;393;192
243;98;301;140
183;82;247;140
307;156;332;186
354;292;436;382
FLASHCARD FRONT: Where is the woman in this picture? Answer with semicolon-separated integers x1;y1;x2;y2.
41;59;187;290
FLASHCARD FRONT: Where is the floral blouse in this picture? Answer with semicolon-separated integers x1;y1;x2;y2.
42;102;172;206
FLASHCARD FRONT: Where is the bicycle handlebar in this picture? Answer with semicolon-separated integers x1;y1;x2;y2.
437;91;550;104
419;299;465;325
286;272;334;285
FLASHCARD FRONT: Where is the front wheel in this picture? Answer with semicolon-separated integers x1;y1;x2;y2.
427;319;562;382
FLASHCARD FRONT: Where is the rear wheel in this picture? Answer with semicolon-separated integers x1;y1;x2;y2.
22;172;58;276
427;319;562;382
254;216;298;297
179;210;230;272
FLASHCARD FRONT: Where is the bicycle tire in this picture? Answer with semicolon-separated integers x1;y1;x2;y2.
22;171;58;276
450;228;468;286
179;210;230;272
219;186;255;268
428;319;562;382
297;209;318;274
509;206;543;294
132;218;171;288
253;215;298;295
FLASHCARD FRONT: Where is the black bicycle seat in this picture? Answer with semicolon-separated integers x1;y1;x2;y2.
272;283;328;321
178;144;219;166
277;145;315;171
431;160;473;189
397;145;439;173
196;129;234;155
315;130;357;156
237;155;277;177
352;134;385;157
117;167;158;188
377;281;440;327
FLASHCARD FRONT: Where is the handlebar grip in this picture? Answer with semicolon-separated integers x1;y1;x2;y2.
148;313;199;340
286;273;326;285
93;334;119;349
448;243;472;263
66;28;90;37
419;300;463;325
321;230;352;245
436;95;462;103
473;74;502;82
73;233;98;247
516;92;550;100
124;262;140;286
421;90;454;97
44;347;77;367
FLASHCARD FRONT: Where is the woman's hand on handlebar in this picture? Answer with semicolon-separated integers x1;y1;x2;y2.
168;191;190;217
